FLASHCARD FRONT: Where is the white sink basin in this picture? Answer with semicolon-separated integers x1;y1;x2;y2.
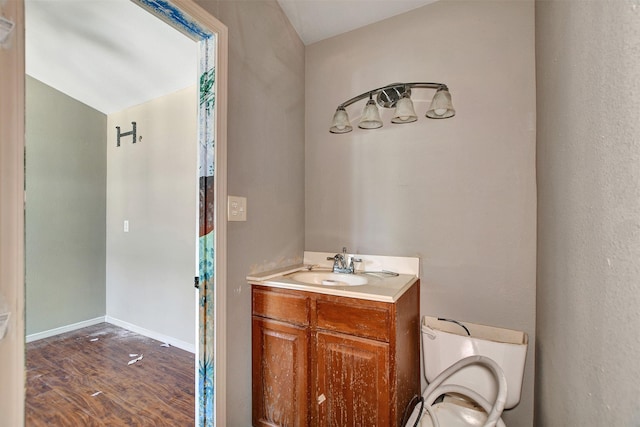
289;271;368;287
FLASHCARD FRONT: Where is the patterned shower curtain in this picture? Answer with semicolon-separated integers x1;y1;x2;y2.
198;36;216;426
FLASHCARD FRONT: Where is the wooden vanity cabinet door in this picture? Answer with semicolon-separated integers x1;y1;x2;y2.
252;317;309;427
314;331;390;427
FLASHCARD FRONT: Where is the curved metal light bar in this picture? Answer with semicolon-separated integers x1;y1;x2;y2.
329;82;455;134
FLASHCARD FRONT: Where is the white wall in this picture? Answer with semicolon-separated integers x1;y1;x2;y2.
106;86;198;348
305;1;536;425
536;1;640;424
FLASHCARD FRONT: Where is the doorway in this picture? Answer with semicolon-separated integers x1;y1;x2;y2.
23;0;227;424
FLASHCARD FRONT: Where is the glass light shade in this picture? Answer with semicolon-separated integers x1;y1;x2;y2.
426;88;456;119
391;93;417;124
330;107;352;133
358;99;383;129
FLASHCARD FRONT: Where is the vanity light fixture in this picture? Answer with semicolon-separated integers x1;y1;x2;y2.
329;82;455;134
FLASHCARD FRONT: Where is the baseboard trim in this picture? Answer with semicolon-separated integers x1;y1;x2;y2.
26;316;196;354
105;316;195;354
26;316;106;343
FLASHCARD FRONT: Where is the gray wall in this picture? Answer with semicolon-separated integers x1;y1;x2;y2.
193;1;305;425
536;1;640;425
305;1;536;426
25;76;107;335
106;86;198;348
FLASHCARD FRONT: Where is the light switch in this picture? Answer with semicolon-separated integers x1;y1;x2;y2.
228;196;247;221
0;312;10;341
124;220;129;232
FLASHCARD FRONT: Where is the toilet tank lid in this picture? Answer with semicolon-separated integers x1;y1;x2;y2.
422;316;528;346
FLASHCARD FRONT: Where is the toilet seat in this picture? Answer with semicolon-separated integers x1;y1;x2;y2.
405;355;507;427
415;402;502;427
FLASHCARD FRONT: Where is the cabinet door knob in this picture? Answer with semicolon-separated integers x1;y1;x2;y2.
317;394;326;405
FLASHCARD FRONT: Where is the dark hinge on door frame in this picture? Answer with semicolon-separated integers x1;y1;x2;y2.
194;276;200;289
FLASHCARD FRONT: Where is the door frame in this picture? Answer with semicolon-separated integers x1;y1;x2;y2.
0;0;228;424
132;1;228;423
0;0;26;425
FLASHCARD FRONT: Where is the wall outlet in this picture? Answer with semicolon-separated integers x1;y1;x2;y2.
228;196;247;222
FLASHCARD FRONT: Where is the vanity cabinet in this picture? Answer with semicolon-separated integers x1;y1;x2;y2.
251;281;420;427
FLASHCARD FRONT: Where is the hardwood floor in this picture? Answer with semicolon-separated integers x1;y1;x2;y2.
26;323;195;426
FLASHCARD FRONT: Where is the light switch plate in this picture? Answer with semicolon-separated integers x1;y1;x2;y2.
0;312;10;341
228;196;247;221
0;16;15;45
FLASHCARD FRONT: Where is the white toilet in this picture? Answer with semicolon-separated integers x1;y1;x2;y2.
405;316;528;427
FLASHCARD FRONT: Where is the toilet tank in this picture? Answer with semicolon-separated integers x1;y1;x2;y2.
422;316;528;409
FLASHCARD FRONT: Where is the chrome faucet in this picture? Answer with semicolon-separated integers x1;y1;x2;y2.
327;247;361;274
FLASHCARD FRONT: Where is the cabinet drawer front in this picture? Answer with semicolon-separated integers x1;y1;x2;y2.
316;299;391;342
253;287;310;326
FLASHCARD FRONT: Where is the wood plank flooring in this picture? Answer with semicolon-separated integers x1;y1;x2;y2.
26;323;195;426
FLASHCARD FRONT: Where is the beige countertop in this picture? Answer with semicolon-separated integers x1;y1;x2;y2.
247;264;418;303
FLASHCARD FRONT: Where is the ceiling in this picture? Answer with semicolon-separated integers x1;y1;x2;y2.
276;0;437;45
25;0;197;114
26;0;436;114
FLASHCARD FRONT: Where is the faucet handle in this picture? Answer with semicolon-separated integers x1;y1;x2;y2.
348;257;362;272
